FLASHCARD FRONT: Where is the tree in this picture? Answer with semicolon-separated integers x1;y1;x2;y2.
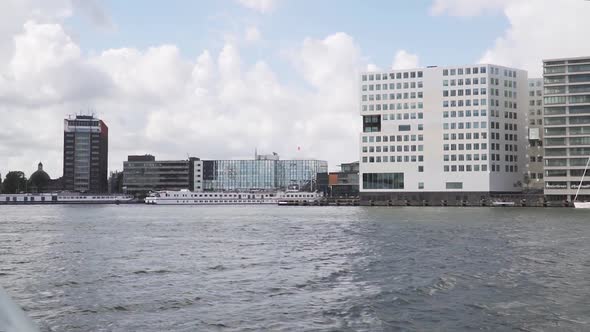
2;171;28;194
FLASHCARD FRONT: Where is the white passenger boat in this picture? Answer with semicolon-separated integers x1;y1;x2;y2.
0;192;134;205
144;189;323;205
573;156;590;209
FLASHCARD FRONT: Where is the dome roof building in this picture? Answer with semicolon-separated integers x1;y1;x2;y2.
29;162;51;192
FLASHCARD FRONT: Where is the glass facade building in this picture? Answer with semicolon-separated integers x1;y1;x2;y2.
123;155;190;195
202;159;328;191
121;154;328;195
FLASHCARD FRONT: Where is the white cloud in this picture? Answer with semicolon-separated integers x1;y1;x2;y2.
430;0;514;16
431;0;590;77
0;0;72;71
294;32;361;91
391;50;419;70
11;21;80;79
236;0;276;13
244;26;261;42
366;64;379;72
0;15;363;178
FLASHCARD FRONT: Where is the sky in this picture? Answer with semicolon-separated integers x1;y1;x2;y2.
1;0;590;178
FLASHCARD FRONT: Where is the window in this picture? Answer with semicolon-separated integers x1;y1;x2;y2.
362;173;404;189
446;182;463;189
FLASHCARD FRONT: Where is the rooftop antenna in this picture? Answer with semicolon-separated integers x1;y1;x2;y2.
255;147;258;160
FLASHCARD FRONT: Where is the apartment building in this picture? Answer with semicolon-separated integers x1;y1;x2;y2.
543;56;590;201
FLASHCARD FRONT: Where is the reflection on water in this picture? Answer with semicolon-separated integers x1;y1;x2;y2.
1;206;590;331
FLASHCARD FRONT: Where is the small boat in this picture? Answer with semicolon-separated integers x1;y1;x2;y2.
492;201;515;207
573;156;590;209
0;287;39;332
574;201;590;209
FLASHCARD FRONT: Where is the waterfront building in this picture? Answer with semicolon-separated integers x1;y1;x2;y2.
108;171;124;193
318;162;359;197
201;155;327;192
543;56;590;201
28;162;50;193
122;155;191;196
63;115;108;193
123;153;327;196
359;64;528;203
525;78;545;191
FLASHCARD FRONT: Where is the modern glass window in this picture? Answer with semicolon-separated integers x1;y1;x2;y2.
570;74;590;83
570;116;590;125
362;173;404;189
545;117;566;125
570;137;590;145
570;147;590;156
571;158;590;166
545;127;567;136
545;159;567;167
570;106;590;114
570;126;590;135
570;95;590;104
545;107;566;115
568;64;590;72
446;182;463;189
545;148;567;156
544;86;566;95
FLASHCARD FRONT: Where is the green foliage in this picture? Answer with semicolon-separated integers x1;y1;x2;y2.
2;171;28;194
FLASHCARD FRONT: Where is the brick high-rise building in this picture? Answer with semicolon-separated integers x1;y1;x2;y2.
63;115;108;193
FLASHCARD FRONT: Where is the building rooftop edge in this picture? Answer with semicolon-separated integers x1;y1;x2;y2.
359;63;527;75
543;55;590;62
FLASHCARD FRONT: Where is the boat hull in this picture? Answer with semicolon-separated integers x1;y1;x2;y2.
574;201;590;209
0;193;134;205
145;190;323;205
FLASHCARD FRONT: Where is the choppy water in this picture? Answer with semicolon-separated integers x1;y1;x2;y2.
1;206;590;331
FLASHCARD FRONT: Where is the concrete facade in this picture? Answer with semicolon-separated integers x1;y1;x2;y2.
543;56;590;201
525;78;545;191
359;64;528;200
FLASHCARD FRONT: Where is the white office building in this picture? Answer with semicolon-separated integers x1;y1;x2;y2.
359;64;528;202
543;56;590;201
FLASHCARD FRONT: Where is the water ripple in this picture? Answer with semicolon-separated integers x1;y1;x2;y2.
1;206;590;331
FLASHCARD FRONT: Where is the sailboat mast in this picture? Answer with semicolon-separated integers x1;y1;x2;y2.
574;156;590;202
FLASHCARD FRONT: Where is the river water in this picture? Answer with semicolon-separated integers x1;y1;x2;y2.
1;205;589;331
